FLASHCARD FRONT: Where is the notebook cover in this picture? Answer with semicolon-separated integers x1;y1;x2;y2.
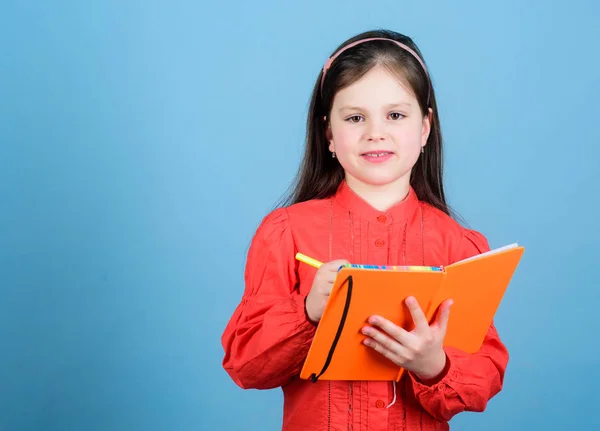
300;268;444;381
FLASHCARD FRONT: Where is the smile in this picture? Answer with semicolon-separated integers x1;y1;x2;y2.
360;151;394;163
363;152;392;157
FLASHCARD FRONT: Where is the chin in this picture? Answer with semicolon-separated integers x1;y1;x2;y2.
350;171;406;187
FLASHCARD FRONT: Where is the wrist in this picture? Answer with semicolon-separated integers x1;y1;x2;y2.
304;296;318;326
414;349;448;383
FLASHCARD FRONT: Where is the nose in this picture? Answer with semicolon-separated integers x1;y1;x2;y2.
366;120;386;141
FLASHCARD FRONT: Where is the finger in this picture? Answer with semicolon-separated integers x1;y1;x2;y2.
362;323;411;355
432;299;453;332
363;338;405;365
325;259;350;270
321;273;337;284
405;296;429;330
320;260;350;283
315;267;339;282
318;263;349;294
321;274;341;289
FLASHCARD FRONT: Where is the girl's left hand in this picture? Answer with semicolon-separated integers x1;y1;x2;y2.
361;296;453;381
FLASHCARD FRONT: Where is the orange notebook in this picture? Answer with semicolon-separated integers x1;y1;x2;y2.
300;244;525;382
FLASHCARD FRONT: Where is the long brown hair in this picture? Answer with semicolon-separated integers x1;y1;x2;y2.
280;29;456;218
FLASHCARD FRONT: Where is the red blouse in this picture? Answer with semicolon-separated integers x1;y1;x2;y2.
222;181;509;431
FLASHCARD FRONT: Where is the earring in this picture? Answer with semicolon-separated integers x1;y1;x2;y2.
421;147;425;154
332;152;336;158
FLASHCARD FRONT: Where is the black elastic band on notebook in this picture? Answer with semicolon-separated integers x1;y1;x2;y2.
310;275;353;383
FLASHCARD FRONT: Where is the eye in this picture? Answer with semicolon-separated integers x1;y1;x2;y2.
346;115;364;123
389;112;405;120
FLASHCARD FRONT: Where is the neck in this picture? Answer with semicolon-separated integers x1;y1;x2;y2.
345;176;411;211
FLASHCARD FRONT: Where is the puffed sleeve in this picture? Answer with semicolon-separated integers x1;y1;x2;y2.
221;208;317;389
409;229;509;421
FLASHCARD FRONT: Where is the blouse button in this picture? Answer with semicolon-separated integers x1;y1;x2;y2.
375;400;385;409
376;215;387;223
375;239;385;247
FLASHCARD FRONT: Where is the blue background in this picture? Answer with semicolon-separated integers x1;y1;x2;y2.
1;1;599;430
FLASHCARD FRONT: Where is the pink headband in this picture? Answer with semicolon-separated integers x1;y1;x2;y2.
320;37;430;103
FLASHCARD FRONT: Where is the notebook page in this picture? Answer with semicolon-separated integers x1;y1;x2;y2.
455;243;519;264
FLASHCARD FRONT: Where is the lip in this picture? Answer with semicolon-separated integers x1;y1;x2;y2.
360;150;394;163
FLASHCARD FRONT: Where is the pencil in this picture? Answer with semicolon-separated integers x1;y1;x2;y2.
295;252;323;268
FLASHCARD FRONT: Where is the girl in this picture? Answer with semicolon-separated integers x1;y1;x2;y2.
221;29;508;431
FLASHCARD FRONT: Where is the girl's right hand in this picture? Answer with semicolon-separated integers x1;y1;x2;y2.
305;259;350;323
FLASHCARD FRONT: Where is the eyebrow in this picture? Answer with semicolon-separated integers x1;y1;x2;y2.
338;102;413;112
386;102;412;109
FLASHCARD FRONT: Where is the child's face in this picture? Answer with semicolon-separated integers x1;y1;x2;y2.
328;65;431;190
